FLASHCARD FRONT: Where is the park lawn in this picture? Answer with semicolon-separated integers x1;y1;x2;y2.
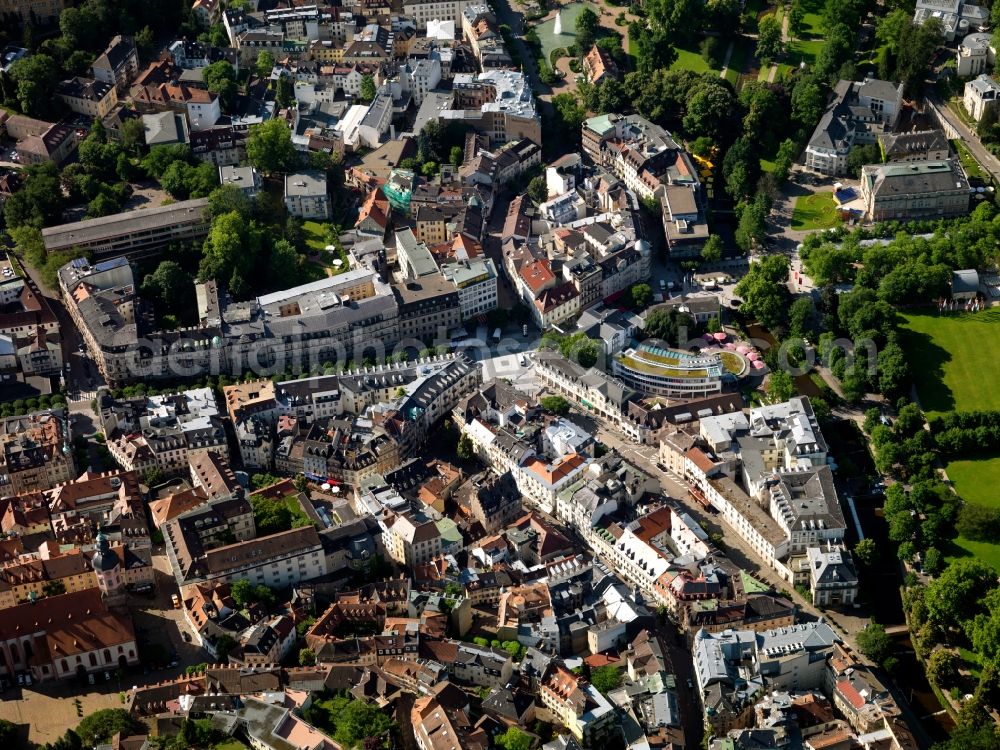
302;220;330;252
760;158;776;172
901;310;1000;569
724;37;750;84
790;192;839;230
212;742;249;750
959;646;985;679
901;310;1000;416
302;219;349;277
785;38;824;68
671;46;720;75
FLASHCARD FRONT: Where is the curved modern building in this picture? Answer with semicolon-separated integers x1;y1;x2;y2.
612;343;724;398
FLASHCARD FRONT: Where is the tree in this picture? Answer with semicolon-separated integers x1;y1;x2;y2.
359;74;376;103
788;297;816;339
575;6;600;50
766;370;796;403
202;60;236;112
856;620;894;665
815;23;854;80
299;648;316;666
788;0;805;38
925;558;999;629
2;162;65;229
957;503;1000;543
199;210;264;295
267;238;306;290
791;76;825;129
449;145;464;167
135;25;155;60
457;433;475;460
643;308;695;345
756;14;784;65
923;547;945;576
682;80;737;141
527;176;547;205
496;727;533;750
255;50;276;79
853;538;878;567
846;143;881;177
59;5;102;51
630;283;653;308
734;254;790;333
702;235;723;264
591;665;623;696
246;120;299;175
933;725;1000;750
75;710;144;747
893;18;942;98
540;395;571;415
0;720;17;745
275;74;295;109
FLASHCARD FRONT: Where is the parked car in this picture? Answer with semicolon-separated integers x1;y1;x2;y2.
171;593;181;608
182;631;192;642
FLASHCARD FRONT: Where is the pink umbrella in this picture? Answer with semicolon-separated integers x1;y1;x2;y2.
752;360;766;370
713;332;727;341
747;352;760;361
736;345;750;354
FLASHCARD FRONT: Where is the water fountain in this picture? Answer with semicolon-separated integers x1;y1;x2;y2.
554;8;562;35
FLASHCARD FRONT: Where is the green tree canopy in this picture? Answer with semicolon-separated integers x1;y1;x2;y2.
496;727;533;750
246;119;299;175
255;50;276;79
75;710;144;747
591;665;623;696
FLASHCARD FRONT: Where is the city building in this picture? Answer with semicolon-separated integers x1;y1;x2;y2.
540;665;617;745
859;160;970;221
218;164;262;199
914;0;988;41
91;35;140;94
804;545;859;607
0;588;138;684
44;199;211;262
581;113;700;201
56;77;119;118
957;32;995;76
611;343;725;398
876;129;950;163
285;171;331;219
964;73;1000;121
804;78;904;175
101;388;229;476
0;411;74;495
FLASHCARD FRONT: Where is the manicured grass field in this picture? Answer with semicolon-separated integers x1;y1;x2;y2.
901;310;1000;569
302;220;349;278
724;38;750;84
790;192;840;230
671;46;720;75
901;310;1000;416
302;220;330;252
